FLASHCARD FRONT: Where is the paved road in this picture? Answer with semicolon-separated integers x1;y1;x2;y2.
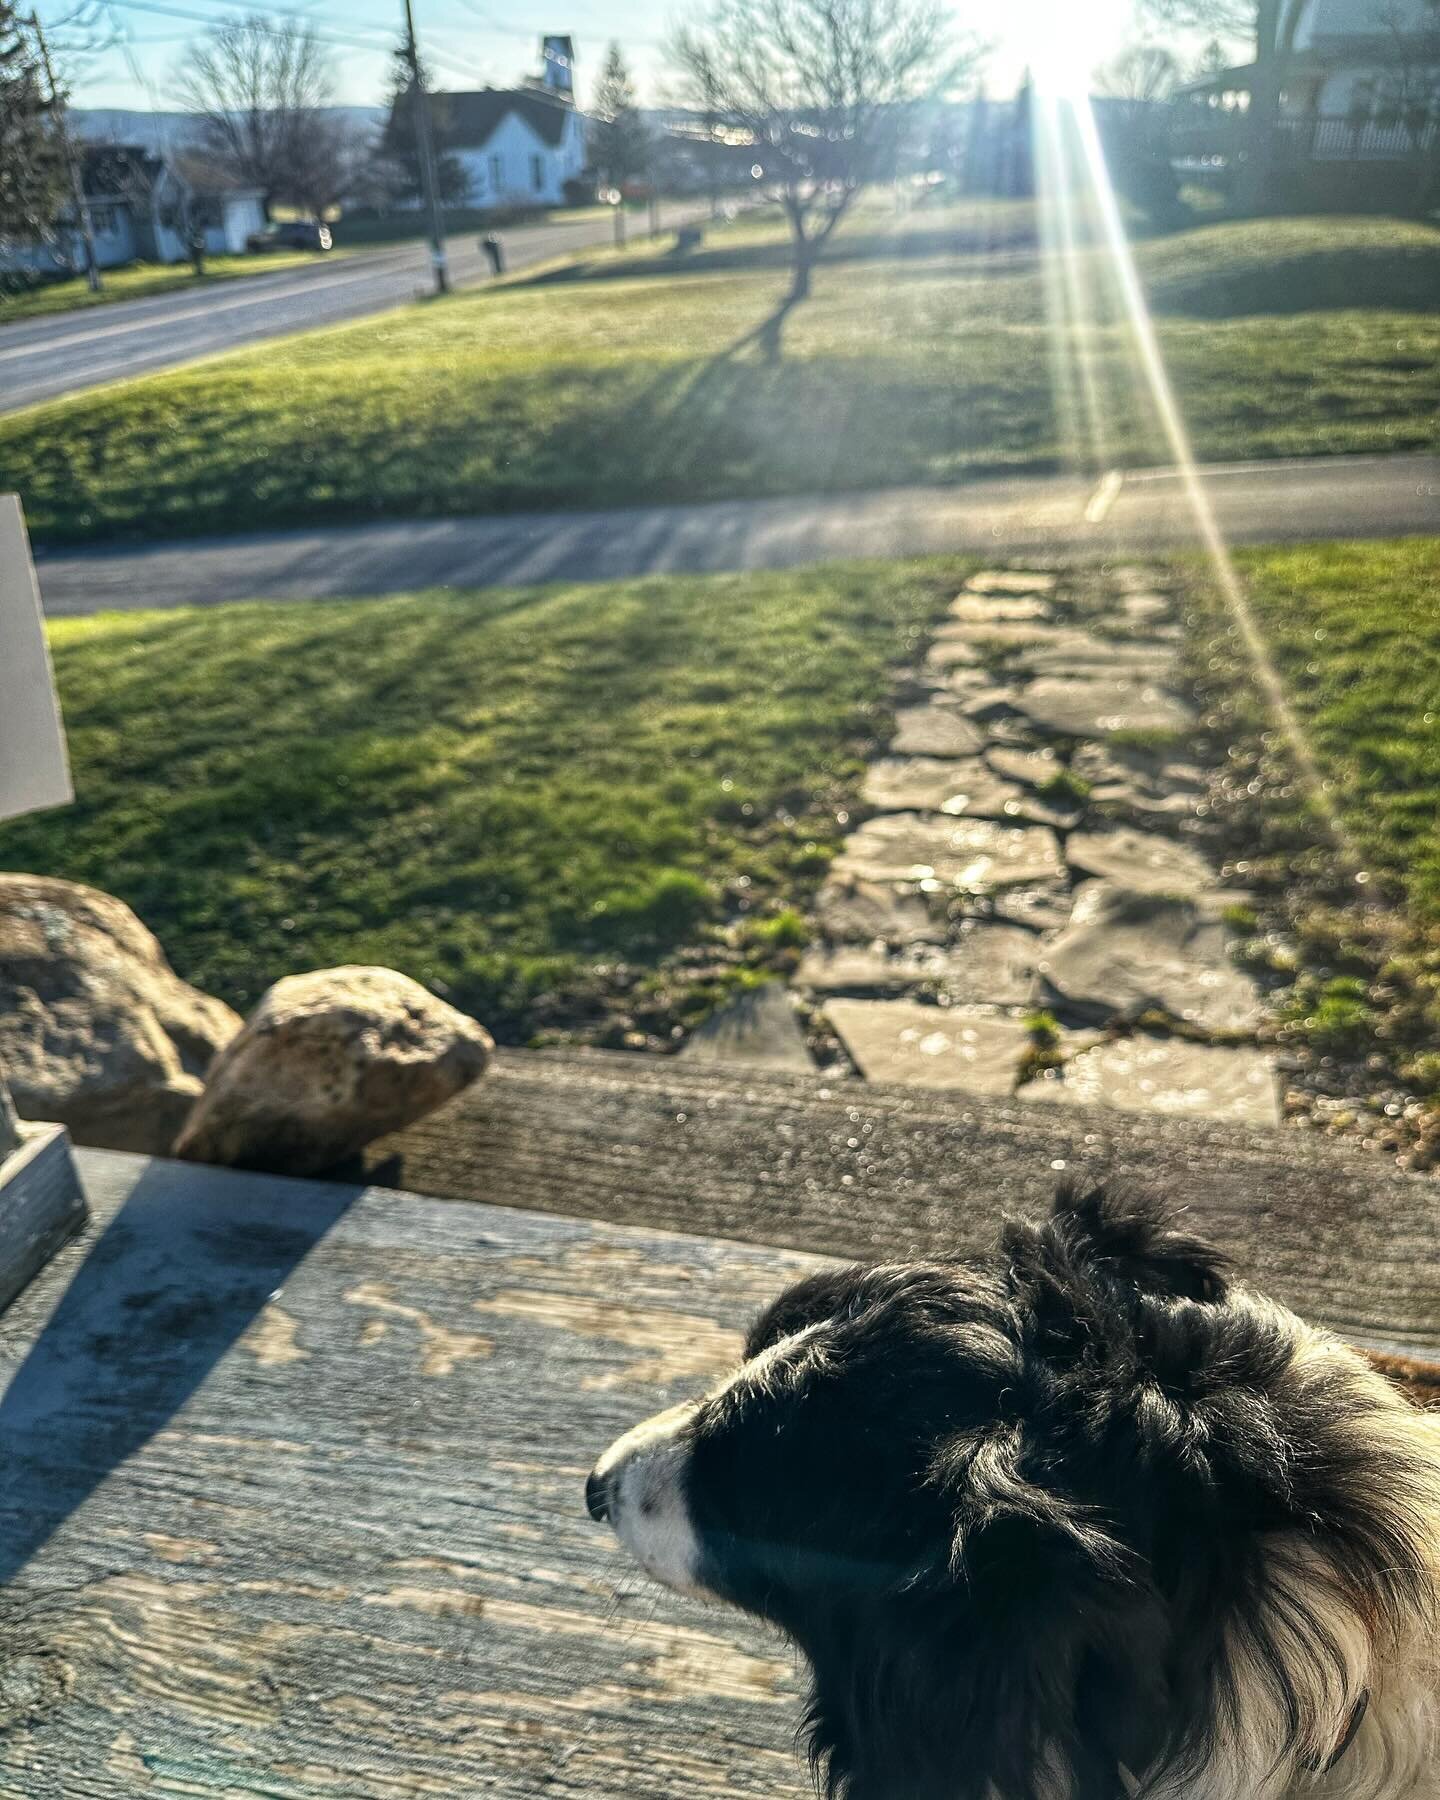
0;203;701;414
33;453;1439;616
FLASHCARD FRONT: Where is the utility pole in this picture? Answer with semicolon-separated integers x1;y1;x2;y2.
29;12;101;293
401;0;450;296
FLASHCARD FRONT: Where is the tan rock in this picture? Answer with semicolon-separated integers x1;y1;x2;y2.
826;1001;1033;1094
175;966;492;1175
833;813;1065;892
0;873;241;1154
965;570;1059;595
1035;882;1263;1033
1020;1036;1280;1127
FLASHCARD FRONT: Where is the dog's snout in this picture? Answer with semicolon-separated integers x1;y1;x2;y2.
588;1401;705;1593
585;1467;613;1525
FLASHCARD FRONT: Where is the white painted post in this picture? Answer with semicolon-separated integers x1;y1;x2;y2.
0;494;89;1304
0;495;72;821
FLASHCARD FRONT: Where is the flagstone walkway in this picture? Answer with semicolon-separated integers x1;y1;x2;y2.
797;565;1281;1127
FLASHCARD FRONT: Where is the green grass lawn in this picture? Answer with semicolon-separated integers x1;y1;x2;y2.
3;200;1434;546
1188;536;1440;1087
1212;537;1440;924
0;560;953;1039
0;249;349;325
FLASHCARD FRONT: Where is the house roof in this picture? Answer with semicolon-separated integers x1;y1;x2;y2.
81;143;161;197
79;142;263;201
167;151;265;196
437;88;574;149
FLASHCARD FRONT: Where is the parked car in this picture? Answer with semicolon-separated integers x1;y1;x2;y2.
246;221;333;253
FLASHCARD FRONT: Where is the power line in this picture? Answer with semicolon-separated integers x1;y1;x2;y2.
98;0;493;80
450;0;664;52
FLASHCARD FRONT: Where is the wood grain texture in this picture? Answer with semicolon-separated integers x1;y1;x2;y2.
368;1048;1440;1355
0;1149;821;1798
0;1051;1434;1798
0;1124;88;1313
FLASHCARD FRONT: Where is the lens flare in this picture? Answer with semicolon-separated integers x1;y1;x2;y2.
1029;77;1359;868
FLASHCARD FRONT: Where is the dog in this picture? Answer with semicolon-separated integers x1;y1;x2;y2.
587;1184;1440;1798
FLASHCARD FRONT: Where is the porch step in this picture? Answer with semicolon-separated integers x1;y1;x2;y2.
368;1047;1440;1357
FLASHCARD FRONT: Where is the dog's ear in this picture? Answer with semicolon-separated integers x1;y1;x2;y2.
744;1267;865;1358
1004;1181;1229;1305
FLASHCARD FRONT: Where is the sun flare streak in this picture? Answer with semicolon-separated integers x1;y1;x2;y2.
1030;83;1360;869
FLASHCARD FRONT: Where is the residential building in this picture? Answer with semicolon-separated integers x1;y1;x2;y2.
1172;0;1439;207
2;145;265;276
439;89;588;207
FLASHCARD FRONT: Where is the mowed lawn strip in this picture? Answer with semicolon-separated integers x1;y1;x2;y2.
1225;537;1440;924
3;204;1435;545
0;249;349;325
0;560;953;1038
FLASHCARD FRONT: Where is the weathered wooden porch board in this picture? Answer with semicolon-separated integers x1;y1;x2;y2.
0;1149;820;1798
370;1049;1440;1357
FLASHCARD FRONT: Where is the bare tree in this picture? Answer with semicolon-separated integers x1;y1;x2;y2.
1096;45;1181;112
670;0;976;303
278;109;367;218
176;12;336;217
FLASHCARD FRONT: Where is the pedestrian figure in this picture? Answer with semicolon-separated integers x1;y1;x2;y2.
188;229;206;276
481;233;505;276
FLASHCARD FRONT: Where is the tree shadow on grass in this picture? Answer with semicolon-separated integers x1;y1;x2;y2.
504;220;1043;291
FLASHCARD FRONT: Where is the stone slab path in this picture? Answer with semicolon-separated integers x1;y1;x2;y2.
798;564;1281;1126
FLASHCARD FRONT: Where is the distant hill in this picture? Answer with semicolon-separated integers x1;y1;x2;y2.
71;106;386;152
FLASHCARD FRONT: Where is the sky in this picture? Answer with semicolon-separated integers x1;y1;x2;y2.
44;0;1155;116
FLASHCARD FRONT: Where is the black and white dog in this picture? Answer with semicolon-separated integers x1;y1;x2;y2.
587;1185;1440;1798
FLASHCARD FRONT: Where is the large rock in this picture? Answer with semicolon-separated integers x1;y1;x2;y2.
0;874;241;1154
862;756;1024;818
679;982;813;1073
1017;677;1195;739
812;877;942;946
964;570;1058;595
1015;640;1177;682
174;966;492;1175
798;922;1037;1006
891;705;987;758
1021;1036;1280;1127
947;593;1051;623
834;814;1065;892
1035;882;1263;1034
1065;825;1218;899
826;1000;1033;1094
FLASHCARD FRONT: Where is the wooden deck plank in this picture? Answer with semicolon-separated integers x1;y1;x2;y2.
369;1049;1440;1357
0;1150;819;1798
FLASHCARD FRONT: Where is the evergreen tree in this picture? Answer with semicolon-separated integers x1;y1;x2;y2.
0;1;66;246
589;43;651;191
382;45;468;208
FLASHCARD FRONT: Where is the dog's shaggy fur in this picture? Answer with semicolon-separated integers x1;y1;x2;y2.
588;1185;1440;1799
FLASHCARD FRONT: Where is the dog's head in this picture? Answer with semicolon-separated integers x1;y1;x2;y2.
588;1185;1440;1799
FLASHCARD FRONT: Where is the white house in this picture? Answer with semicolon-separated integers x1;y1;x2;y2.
2;145;265;278
439;90;588;208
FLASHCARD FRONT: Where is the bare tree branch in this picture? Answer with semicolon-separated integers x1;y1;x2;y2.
174;12;338;217
669;0;980;303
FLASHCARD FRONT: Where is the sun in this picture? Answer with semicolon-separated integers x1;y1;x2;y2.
986;0;1139;97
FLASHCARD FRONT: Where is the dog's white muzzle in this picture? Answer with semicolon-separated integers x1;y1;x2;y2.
587;1400;705;1594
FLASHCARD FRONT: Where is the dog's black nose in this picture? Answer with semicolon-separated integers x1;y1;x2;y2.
585;1469;613;1524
